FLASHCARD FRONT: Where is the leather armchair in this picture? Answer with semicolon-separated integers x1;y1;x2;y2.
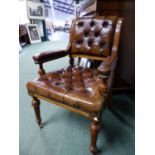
26;16;123;154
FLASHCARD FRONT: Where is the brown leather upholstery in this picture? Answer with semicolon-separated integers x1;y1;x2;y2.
71;16;117;57
27;66;106;113
33;49;69;64
27;15;122;115
98;56;117;75
26;16;123;153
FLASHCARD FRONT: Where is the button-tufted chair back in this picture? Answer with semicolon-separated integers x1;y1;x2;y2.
70;16;119;60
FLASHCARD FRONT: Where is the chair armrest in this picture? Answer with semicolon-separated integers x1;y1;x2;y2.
97;55;117;77
32;44;71;76
33;43;71;64
33;49;69;64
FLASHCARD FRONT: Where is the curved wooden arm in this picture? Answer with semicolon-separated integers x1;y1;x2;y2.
33;43;71;64
97;55;117;76
33;50;69;64
33;43;71;76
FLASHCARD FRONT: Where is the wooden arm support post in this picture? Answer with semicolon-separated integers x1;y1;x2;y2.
38;63;45;76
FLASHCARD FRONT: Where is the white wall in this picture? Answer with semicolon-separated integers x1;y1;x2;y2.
54;10;74;26
46;8;74;26
19;0;29;24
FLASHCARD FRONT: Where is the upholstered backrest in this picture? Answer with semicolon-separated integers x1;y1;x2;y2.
70;16;118;59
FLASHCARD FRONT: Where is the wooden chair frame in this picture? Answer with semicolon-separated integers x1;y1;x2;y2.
27;17;123;154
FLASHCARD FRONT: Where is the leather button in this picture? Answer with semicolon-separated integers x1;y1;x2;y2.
94;31;100;37
90;21;95;27
88;39;93;46
84;31;89;37
77;21;84;27
54;81;61;86
102;21;109;27
76;40;83;45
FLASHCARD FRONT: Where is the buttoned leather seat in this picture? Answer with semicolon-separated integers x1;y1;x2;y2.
27;66;106;113
26;16;123;154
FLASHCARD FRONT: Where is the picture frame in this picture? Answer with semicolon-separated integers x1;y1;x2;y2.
26;24;41;43
26;1;45;20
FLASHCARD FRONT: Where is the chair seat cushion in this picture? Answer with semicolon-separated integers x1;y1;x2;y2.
27;66;107;113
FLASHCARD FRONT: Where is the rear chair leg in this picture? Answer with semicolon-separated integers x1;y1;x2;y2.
89;117;101;154
32;97;43;128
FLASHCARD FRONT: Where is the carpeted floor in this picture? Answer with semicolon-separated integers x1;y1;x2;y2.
19;41;135;155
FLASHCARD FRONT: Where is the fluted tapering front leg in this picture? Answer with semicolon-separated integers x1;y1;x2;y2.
89;117;101;154
32;97;43;128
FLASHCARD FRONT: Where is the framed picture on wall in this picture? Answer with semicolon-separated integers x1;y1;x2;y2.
26;24;41;43
27;1;45;20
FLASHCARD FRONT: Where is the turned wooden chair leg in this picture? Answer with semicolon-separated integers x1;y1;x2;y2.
38;63;45;76
89;117;101;154
32;97;43;128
